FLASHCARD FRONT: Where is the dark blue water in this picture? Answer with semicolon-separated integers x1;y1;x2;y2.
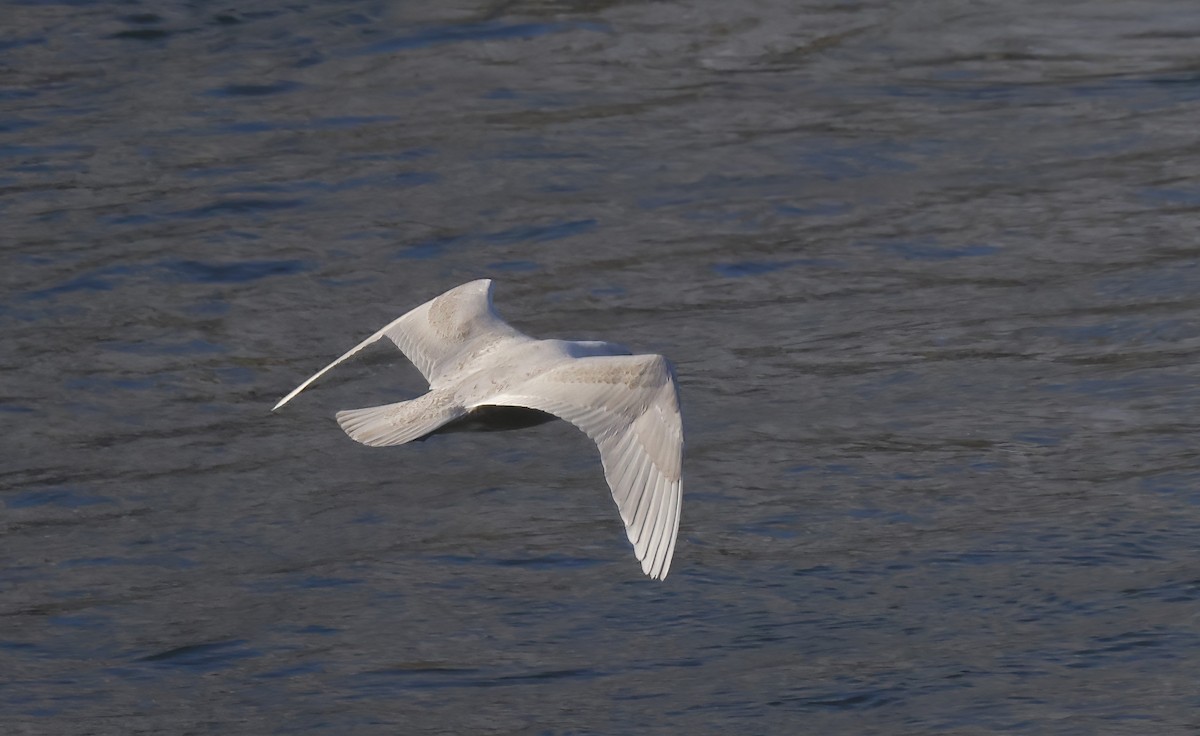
4;1;1200;733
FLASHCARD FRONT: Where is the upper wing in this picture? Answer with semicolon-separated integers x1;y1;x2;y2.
484;354;683;580
273;279;526;411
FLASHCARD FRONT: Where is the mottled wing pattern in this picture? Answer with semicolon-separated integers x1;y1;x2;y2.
273;279;524;410
484;354;683;579
382;279;526;388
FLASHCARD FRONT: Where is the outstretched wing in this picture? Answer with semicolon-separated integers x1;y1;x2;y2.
484;354;683;580
273;279;527;411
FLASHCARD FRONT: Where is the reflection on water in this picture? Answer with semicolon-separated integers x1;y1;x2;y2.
4;0;1200;732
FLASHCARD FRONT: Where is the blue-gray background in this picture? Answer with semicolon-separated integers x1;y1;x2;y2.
3;1;1199;733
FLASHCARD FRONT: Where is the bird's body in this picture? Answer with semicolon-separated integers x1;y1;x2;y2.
273;279;683;579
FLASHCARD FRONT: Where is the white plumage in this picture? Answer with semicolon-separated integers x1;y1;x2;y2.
273;279;683;580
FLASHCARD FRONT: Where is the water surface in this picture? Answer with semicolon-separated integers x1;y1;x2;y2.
4;1;1200;733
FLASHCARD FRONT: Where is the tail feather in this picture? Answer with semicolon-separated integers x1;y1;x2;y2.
335;392;465;447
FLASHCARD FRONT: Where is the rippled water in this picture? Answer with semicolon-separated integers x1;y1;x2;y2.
4;1;1200;733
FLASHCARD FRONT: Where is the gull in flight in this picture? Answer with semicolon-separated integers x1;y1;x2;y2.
273;279;683;579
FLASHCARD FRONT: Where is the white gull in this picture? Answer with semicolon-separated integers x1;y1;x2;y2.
273;279;683;580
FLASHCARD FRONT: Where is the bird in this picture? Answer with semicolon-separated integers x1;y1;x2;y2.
272;279;683;580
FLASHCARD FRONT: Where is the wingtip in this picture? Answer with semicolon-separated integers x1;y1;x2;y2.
272;386;303;412
639;547;672;581
645;564;670;581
